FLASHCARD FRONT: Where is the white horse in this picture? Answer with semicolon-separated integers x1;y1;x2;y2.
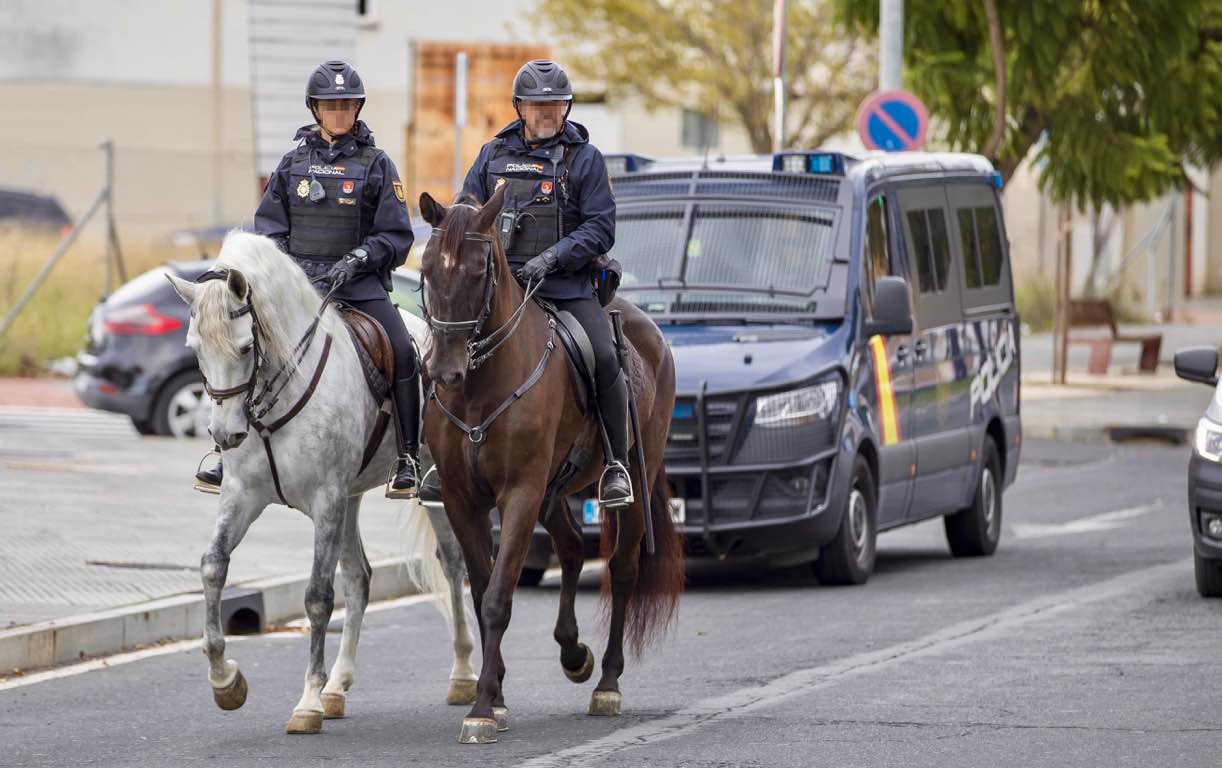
167;231;477;734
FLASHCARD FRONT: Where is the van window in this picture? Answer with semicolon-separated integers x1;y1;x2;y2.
896;185;963;329
958;206;1004;289
905;208;951;293
862;193;891;316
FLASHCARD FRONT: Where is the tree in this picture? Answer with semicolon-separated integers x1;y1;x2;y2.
536;0;876;154
839;0;1222;208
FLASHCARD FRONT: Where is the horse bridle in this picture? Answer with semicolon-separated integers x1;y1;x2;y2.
420;228;545;371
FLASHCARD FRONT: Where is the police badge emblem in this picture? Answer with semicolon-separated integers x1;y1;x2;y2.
335;73;345;85
494;178;506;191
342;180;355;194
392;180;405;202
297;179;310;198
541;181;553;195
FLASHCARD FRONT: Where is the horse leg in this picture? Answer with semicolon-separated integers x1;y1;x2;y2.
426;504;478;705
202;491;265;711
320;494;370;720
590;498;646;717
541;497;594;683
287;489;345;735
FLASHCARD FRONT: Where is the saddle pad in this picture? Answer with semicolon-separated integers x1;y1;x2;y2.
338;305;393;403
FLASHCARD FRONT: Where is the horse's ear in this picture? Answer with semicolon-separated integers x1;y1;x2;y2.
165;273;197;306
474;183;506;235
419;192;446;227
227;268;249;301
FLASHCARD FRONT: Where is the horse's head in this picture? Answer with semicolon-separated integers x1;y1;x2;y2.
167;268;256;449
418;186;506;390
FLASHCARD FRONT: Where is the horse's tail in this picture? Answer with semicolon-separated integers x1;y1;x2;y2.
397;498;455;628
601;465;685;656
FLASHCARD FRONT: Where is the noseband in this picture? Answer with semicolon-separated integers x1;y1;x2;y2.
420;228;545;370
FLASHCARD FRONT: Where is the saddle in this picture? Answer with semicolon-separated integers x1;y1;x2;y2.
537;301;596;415
338;305;394;403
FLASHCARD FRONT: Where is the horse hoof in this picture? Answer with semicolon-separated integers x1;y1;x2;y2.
458;717;498;744
211;669;248;711
285;709;324;734
321;693;346;719
563;643;595;684
588;690;622;717
492;705;509;732
447;678;477;705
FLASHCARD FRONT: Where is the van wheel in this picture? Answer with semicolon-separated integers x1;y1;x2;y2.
1194;552;1222;598
152;371;209;438
815;455;876;586
945;439;1002;557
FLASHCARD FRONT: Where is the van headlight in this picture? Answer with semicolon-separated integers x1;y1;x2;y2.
1196;417;1222;462
755;378;841;429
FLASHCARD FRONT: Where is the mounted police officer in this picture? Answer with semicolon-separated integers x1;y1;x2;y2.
418;59;631;509
194;60;421;499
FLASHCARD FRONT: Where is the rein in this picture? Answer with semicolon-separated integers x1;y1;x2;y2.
195;269;338;506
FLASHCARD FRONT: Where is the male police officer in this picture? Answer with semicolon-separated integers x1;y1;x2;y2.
418;59;631;509
194;60;421;498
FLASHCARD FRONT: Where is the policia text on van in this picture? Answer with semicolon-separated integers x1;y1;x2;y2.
547;149;1021;586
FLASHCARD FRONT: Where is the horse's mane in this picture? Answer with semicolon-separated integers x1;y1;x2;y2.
439;196;482;260
196;230;341;376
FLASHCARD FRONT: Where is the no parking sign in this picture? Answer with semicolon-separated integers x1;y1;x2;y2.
856;89;929;152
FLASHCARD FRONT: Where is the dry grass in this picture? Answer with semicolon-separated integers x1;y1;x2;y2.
0;227;168;376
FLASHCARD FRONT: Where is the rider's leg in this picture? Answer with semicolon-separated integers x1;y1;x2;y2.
347;295;421;498
553;297;633;508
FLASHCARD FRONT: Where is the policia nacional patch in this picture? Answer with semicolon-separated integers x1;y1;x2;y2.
392;181;405;202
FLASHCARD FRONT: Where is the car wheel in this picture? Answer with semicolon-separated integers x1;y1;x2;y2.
130;416;156;436
152;370;210;438
518;567;546;587
1194;551;1222;598
945;438;1002;557
815;455;877;586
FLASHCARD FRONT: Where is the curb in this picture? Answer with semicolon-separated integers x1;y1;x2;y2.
1023;423;1191;446
0;557;420;675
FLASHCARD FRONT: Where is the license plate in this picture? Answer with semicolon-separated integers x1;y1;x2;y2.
582;497;686;525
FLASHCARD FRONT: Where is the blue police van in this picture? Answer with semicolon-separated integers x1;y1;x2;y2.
513;149;1021;586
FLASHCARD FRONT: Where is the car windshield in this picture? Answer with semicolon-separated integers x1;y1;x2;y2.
612;201;840;319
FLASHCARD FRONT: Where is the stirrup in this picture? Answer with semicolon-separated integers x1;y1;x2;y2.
385;455;420;500
193;450;222;495
597;461;634;510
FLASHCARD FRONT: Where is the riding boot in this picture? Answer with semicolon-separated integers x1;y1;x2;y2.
386;377;421;499
194;449;223;494
597;371;634;509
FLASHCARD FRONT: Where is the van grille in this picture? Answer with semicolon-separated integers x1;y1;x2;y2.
612;170;839;204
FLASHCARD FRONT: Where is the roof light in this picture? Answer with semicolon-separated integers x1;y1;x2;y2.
772;151;844;176
992;170;1004;189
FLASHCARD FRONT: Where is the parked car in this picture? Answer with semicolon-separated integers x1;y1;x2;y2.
1172;346;1222;597
0;187;72;233
508;149;1022;585
75;244;427;437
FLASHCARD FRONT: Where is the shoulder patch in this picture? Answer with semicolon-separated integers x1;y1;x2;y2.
392;180;405;203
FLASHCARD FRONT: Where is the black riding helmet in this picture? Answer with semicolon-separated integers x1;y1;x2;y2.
512;59;573;124
306;60;366;124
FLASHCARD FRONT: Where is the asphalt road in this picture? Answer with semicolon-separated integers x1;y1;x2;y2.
2;438;1218;767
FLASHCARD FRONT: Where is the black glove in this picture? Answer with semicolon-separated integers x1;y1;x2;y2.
328;249;368;288
515;248;558;285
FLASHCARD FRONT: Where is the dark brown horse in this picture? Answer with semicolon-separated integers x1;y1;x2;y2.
418;187;683;744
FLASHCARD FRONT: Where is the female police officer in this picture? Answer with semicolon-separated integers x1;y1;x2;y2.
418;59;631;509
194;60;420;499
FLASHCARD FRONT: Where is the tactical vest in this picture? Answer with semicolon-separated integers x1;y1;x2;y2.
287;144;377;261
484;140;571;265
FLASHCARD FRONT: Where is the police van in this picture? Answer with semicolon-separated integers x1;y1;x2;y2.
580;149;1021;585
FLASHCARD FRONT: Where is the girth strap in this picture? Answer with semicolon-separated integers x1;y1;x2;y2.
429;319;556;475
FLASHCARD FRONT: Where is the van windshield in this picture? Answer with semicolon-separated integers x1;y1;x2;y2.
610;201;840;320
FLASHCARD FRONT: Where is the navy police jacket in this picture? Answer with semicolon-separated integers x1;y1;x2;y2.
461;120;615;301
254;121;413;302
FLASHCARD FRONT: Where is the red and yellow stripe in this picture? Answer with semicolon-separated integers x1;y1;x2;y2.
868;335;901;446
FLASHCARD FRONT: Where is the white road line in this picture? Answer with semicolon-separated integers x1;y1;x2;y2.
1010;501;1162;540
515;557;1191;768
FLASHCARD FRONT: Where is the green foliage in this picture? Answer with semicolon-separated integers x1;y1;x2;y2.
1014;271;1057;332
536;0;876;153
839;0;1222;209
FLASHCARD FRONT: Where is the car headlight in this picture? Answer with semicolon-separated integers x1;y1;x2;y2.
1196;417;1222;462
755;379;841;429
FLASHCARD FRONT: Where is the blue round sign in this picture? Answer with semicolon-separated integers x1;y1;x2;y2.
856;89;929;152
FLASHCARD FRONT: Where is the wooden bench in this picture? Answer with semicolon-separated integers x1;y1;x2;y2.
1067;298;1161;374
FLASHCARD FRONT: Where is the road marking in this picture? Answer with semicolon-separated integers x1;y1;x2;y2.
514;558;1190;768
1010;502;1161;540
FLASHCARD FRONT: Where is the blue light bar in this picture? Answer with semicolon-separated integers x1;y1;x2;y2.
604;154;655;175
772;151;845;176
992;170;1004;189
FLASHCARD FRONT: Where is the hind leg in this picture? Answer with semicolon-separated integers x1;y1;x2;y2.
541;497;594;683
425;503;478;705
321;495;371;719
590;499;646;716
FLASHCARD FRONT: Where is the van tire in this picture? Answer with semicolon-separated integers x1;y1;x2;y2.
945;438;1002;557
1194;552;1222;597
815;455;877;586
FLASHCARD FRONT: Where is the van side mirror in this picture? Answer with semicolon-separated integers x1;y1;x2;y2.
1174;346;1219;387
862;276;914;337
